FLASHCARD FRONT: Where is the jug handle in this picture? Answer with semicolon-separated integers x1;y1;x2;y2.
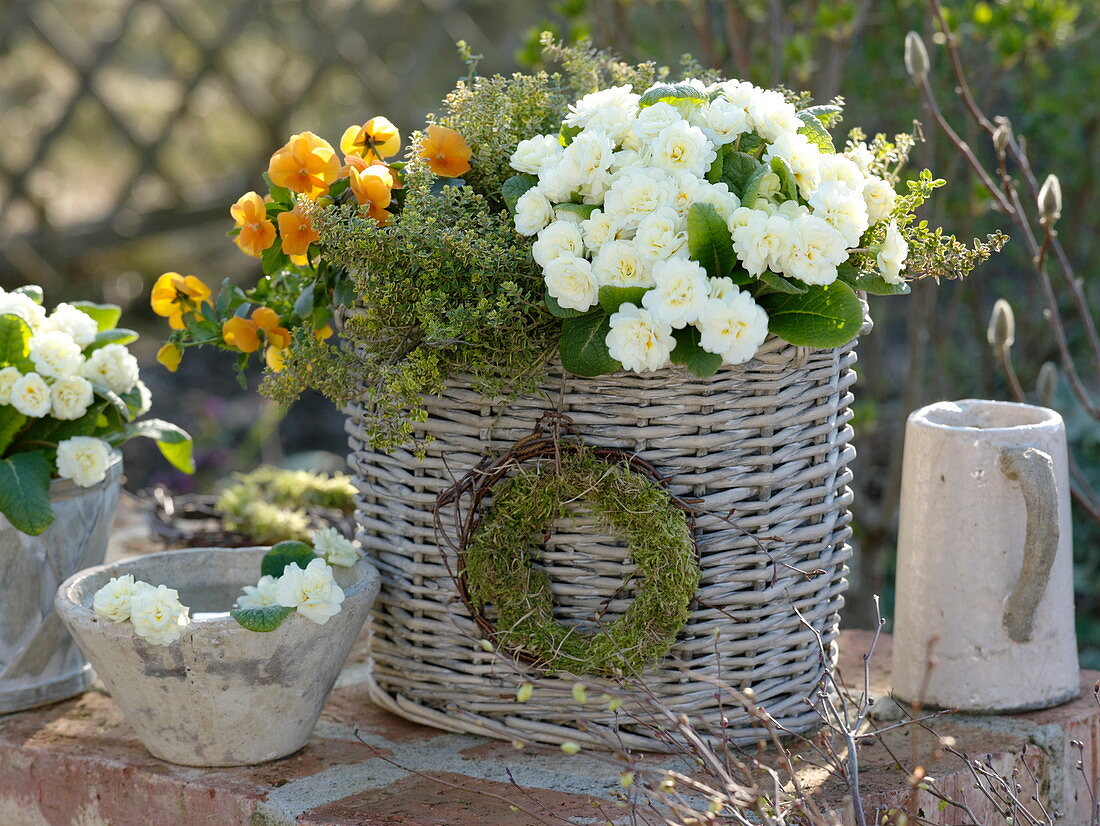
999;446;1059;644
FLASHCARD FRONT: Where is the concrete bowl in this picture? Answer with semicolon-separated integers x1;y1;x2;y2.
56;546;379;766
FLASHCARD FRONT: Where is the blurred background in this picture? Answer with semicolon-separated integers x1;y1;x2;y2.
1;0;1096;663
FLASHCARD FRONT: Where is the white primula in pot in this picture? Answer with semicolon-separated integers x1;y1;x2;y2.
55;538;379;767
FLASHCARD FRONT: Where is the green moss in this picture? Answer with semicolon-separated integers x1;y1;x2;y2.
215;465;356;542
463;447;699;678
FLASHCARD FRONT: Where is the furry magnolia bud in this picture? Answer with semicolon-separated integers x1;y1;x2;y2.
993;119;1012;155
1036;362;1058;408
987;299;1015;350
905;31;930;83
1038;174;1062;226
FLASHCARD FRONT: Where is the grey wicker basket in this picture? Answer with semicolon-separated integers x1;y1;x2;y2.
346;331;859;750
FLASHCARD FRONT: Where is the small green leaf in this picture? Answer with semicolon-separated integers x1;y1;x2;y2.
231;605;294;632
71;301;121;332
262;173;295;210
737;133;764;155
638;83;708;109
719;151;763;199
333;275;356;308
545;293;590;319
261;241;289;274
756;271;807;294
559;312;620;377
759;281;864;349
0;451;54;535
687;203;735;279
116;419;194;473
554;203;597;221
0;314;32;368
558;123;581;146
800;104;843;125
838;265;911;296
769;156;799;201
261;540;318;579
85;328;139;353
797;112;834;153
14;286;43;304
93;386;131;423
598;286;648;315
293;283;316;319
670;327;723;377
502;174;538;213
0;408;27;457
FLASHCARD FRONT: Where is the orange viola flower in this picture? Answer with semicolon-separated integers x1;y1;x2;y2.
151;272;211;330
231;191;277;258
345;156;394;225
419;125;471;178
315;324;334;341
265;345;287;372
156;343;183;372
276;205;319;258
268;131;340;199
340;116;401;163
251;307;291;349
222;316;261;353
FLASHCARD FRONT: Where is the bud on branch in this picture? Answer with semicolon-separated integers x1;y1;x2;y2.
987;299;1015;350
905;31;930;83
1038;174;1062;227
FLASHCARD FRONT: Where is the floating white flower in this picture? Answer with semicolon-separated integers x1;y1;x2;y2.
236;575;280;609
56;436;112;487
877;220;910;285
862;177;897;224
697;293;770;365
642;257;710;328
634;207;687;261
29;331;84;379
533;221;585;268
314;526;359;567
83;343;139;395
0;366;22;405
514;187;555;237
650;120;716;178
592;240;653;288
544;255;599;312
510;134;563;175
129;583;190;646
93;575;139;623
606;304;675;373
43;303;98;348
275;558;346;625
780;215;849;286
10;372;52;418
50;375;94;421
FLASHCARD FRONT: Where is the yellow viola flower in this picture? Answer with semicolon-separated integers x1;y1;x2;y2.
156;343;183;372
276;205;319;258
419;125;472;178
151;272;211;330
268;131;340;199
230;192;277;258
222;316;261;353
345;156;393;226
265;345;287;372
340;116;400;163
315;324;334;341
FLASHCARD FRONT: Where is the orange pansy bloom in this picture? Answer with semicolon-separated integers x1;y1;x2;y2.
231;192;277;258
276;205;320;258
251;307;291;350
151;272;211;330
315;324;334;341
345;156;394;225
340;116;401;163
156;343;183;372
222;316;261;353
419;125;471;178
268;131;340;199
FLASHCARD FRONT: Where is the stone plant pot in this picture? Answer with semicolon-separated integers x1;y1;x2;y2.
0;452;122;714
55;546;380;766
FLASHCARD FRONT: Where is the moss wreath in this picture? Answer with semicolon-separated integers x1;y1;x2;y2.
436;436;700;678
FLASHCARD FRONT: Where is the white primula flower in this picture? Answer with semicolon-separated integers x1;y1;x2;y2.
634;207;687;261
781;215;849;285
510;134;563;175
642;258;711;328
544;255;599;312
765;132;822;197
276;558;346;625
713;78;760;110
580;209;618;252
605;304;675;373
536;157;579;203
582;107;635;144
57;436;112;487
134;379;152;416
0;292;47;331
708;277;738;301
559;131;615;184
83;343;139;395
43;303;98;348
564;85;639;129
697;293;770;365
514;187;555;236
236;575;280;609
809;180;870;247
592;240;654;288
609;148;642;174
533;221;585;267
93;575;139;623
845;141;876;174
50;375;94;421
10;372;51;418
630;102;683;143
603;169;673;229
29;331;84;379
877;220;910;285
314;526;359;567
747;89;803;142
0;366;22;405
693;181;742;222
129;583;190;646
693;98;751;146
862;177;897;224
817;153;866;193
650;120;716;178
730;209;793;276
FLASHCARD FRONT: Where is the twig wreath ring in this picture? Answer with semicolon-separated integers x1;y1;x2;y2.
437;433;700;678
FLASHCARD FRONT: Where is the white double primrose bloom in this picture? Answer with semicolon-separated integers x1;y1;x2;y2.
94;577;191;647
512;77;908;373
274;558;346;626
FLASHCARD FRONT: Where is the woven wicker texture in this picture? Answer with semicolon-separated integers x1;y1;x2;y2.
346;332;858;750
